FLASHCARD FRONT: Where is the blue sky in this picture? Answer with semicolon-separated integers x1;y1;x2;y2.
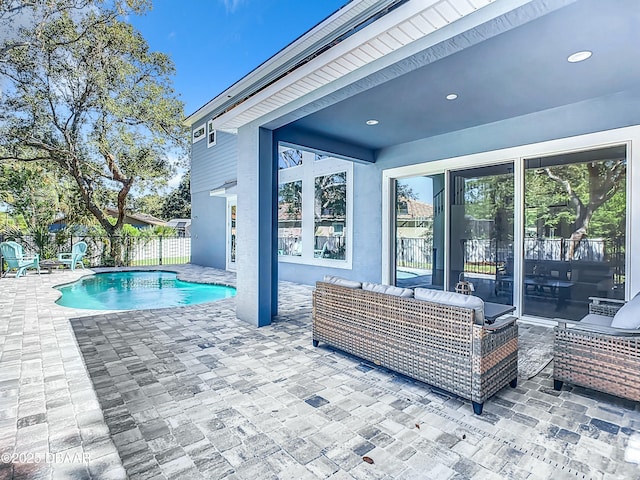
130;0;347;116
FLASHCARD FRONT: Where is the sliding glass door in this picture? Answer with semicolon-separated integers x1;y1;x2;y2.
449;164;514;305
394;174;445;289
523;146;626;320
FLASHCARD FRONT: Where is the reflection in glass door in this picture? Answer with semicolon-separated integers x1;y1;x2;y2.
227;198;236;270
523;146;626;320
449;164;514;304
394;174;445;289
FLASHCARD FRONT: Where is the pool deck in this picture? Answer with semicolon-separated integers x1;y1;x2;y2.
0;265;639;479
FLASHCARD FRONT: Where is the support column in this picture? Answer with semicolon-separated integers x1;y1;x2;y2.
236;125;277;327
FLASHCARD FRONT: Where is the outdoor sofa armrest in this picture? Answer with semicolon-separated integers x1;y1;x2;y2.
588;296;626;305
483;316;517;332
588;296;625;317
555;319;640;337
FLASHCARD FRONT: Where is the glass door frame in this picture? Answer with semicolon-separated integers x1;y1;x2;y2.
382;126;639;322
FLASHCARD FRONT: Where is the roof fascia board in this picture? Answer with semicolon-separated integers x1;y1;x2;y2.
185;0;403;125
236;0;572;133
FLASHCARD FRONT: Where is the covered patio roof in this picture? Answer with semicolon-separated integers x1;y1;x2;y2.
189;0;640;156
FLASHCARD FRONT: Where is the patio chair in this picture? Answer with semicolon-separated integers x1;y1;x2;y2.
554;295;640;401
57;241;87;270
0;241;40;278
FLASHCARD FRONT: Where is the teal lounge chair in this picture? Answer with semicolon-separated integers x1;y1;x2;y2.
57;241;87;270
0;241;40;278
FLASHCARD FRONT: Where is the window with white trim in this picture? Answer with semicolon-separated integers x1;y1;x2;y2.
192;124;205;143
207;120;216;147
277;145;352;267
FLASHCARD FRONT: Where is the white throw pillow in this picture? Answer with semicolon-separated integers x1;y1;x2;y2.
322;275;362;289
611;294;640;329
414;288;484;323
362;282;413;298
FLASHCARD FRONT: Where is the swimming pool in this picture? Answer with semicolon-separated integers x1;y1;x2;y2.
56;271;236;310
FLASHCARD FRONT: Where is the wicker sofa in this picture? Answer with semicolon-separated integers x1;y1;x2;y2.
312;279;519;414
554;294;640;401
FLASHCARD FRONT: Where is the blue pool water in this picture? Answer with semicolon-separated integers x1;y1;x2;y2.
396;270;419;279
56;271;236;310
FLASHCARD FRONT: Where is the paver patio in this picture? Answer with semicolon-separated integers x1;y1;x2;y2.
0;265;639;479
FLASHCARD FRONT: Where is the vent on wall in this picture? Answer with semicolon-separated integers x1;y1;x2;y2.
207;120;217;147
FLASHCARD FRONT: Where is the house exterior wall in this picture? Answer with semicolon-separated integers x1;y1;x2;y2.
190;191;227;268
191;89;640;283
277;160;380;285
279;89;640;286
190;129;237;268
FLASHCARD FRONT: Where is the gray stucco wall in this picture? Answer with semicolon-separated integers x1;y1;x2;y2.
190;129;237;268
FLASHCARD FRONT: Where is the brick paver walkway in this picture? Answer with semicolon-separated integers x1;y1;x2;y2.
1;265;639;479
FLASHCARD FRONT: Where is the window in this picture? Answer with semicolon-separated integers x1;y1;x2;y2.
314;172;346;260
192;124;205;143
277;145;352;267
278;180;302;256
279;148;302;169
207;120;216;147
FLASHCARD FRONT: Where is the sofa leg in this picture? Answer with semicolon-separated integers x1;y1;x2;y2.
510;378;518;388
472;402;483;415
553;379;563;391
312;339;319;347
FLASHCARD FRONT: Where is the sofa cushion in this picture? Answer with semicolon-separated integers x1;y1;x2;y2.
414;288;484;323
580;313;614;327
611;293;640;329
362;282;413;298
323;275;362;289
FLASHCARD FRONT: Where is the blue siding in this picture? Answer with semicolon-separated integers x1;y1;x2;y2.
190;128;237;268
191;130;237;194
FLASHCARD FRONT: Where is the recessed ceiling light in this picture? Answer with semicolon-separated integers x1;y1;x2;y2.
366;119;379;125
567;50;592;63
446;93;458;100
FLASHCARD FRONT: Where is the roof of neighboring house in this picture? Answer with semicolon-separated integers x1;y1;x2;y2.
105;208;166;227
166;218;192;228
397;198;433;219
278;203;302;222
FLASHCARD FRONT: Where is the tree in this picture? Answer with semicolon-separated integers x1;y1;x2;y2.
526;157;626;259
0;0;187;263
161;172;191;220
543;160;625;254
